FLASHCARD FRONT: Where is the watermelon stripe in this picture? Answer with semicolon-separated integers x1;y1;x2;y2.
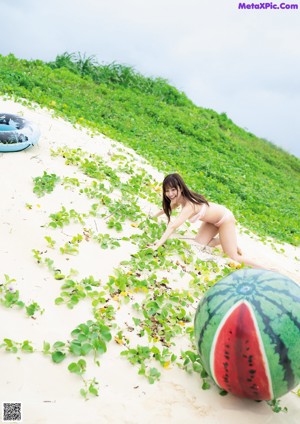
256;274;296;286
196;293;243;354
256;292;300;331
196;288;235;343
252;298;294;391
256;284;300;303
205;287;234;302
207;294;241;315
211;271;243;287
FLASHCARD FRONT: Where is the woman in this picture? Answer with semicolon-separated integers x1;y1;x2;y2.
151;173;260;267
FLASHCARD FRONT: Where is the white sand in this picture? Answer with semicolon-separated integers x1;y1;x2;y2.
0;97;299;424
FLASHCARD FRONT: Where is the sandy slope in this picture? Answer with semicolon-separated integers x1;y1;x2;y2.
0;97;299;424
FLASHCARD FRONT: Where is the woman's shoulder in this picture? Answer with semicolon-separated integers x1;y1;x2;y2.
184;201;201;213
208;201;221;208
187;199;209;208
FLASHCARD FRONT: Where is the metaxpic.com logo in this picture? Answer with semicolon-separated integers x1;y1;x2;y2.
238;2;299;9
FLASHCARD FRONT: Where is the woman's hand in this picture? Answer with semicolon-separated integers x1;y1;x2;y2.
148;209;164;219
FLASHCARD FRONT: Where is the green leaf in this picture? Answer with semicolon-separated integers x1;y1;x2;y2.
26;303;40;316
54;273;65;280
89;385;99;396
149;367;160;378
69;341;82;356
78;359;87;369
202;381;211;390
68;362;81;374
132;317;141;325
53;341;65;349
77;333;88;343
80;388;87;399
81;343;93;356
43;341;51;353
21;341;34;352
61;280;76;289
93;339;107;354
100;325;112;342
52;351;66;363
71;328;81;337
78;324;89;335
70;295;80;305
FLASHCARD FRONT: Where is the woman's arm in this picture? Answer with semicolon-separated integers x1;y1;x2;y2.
152;204;194;249
151;201;179;218
151;209;165;218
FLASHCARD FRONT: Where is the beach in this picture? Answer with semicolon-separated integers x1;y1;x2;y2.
0;97;299;424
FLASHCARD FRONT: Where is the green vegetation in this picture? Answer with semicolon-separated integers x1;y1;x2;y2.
33;171;60;197
15;144;228;400
0;274;43;318
0;52;299;244
0;135;296;410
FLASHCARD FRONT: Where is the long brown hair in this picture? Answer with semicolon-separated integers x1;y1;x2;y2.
162;173;209;221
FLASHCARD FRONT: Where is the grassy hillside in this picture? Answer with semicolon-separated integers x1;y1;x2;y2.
0;53;299;246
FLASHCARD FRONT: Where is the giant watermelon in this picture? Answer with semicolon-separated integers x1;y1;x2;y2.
194;268;300;400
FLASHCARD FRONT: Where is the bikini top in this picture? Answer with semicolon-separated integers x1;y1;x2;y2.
189;204;208;223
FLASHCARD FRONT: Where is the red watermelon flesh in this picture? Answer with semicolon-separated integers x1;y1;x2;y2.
211;301;273;400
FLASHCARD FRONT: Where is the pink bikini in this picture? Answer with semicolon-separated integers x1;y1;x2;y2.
189;204;235;227
189;204;208;223
214;208;235;227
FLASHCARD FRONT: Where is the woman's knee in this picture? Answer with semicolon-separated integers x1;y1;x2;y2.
195;224;218;245
195;234;215;245
193;237;207;247
208;237;220;247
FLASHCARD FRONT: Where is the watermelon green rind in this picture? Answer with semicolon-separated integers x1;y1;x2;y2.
255;305;300;397
194;293;242;374
253;303;291;398
259;282;300;304
251;293;300;397
275;321;300;393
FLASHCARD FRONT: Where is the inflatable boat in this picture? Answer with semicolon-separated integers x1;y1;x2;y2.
0;113;40;152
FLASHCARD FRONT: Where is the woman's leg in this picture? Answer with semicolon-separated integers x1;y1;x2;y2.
194;222;219;246
208;237;220;247
218;220;261;267
208;237;242;254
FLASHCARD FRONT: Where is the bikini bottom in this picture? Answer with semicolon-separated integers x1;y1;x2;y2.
214;208;236;228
